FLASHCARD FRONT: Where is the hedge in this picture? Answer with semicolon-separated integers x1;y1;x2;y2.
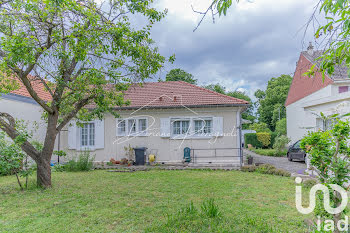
245;133;263;148
256;132;271;148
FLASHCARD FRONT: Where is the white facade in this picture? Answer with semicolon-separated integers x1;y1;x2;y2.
62;106;244;165
287;81;350;144
0;94;47;142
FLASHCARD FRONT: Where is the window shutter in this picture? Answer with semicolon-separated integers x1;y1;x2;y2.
68;121;77;149
213;117;223;136
160;118;170;137
95;119;105;149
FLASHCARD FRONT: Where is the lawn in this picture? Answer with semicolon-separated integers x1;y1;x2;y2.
0;170;309;232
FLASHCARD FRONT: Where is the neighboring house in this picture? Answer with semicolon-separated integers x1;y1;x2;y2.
285;43;350;143
62;81;249;165
0;79;50;143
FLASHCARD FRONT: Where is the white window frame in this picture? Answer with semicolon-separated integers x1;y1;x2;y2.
117;119;126;136
80;122;95;150
116;117;148;137
171;118;191;137
194;118;213;136
170;117;214;139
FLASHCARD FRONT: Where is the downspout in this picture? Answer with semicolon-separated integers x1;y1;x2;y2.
236;107;243;167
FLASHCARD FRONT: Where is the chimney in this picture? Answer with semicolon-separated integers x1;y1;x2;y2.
307;42;314;56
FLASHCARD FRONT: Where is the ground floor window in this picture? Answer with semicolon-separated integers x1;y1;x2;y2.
81;123;95;146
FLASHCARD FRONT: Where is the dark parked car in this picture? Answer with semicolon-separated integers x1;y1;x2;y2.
287;140;306;162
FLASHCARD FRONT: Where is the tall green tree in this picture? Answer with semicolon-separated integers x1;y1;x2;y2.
202;83;226;94
0;0;167;188
255;74;292;131
165;68;197;84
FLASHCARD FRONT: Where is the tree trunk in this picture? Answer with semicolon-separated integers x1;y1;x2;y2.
36;158;52;188
36;112;59;188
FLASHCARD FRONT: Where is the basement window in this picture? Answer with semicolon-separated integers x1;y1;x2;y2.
339;86;349;93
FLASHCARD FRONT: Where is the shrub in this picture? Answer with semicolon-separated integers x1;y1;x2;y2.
201;198;220;218
256;132;271;148
270;132;278;148
251;148;287;157
241;165;257;172
273;135;290;152
249;122;271;133
64;150;95;172
244;133;262;148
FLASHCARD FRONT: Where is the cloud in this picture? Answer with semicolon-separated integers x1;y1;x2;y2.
150;0;317;99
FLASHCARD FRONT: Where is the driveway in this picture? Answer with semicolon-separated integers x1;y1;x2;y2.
243;149;307;175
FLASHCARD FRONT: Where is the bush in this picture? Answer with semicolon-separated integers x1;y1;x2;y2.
251;148;287;157
245;133;262;148
273;135;290;152
64;151;95;172
270;132;278;148
249;122;271;133
275;118;287;136
256;132;271;148
241;165;257;172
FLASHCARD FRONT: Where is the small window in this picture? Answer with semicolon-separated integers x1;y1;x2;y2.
194;119;212;135
172;120;190;135
339;86;349;93
138;119;147;132
117;120;126;135
81;123;95;147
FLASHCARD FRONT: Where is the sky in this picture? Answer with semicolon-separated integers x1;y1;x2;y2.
148;0;317;99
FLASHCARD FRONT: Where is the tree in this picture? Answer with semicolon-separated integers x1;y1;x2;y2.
0;0;167;188
275;118;287;136
301;115;350;233
248;122;271;133
255;74;292;131
304;0;350;89
165;68;197;84
202;83;226;94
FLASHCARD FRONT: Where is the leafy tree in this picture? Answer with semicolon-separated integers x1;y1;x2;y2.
165;68;197;84
255;75;292;131
0;0;167;188
202;83;226;94
273;135;290;152
301;114;350;231
306;0;350;82
275;118;287;136
249;122;271;133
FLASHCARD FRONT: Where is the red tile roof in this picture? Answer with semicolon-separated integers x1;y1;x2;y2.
9;79;248;108
119;81;249;109
285;53;333;106
10;77;52;102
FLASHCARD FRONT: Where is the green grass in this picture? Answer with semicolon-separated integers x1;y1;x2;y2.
0;170;309;232
251;148;288;157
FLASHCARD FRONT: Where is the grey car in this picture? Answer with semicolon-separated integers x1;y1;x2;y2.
287;140;306;162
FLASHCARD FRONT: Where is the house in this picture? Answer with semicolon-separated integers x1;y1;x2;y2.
0;78;51;145
62;81;249;166
285;43;350;143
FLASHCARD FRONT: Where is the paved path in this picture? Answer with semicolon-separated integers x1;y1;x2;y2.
243;149;306;174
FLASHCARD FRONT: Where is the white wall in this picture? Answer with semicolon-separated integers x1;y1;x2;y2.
0;95;47;142
287;85;350;143
61;106;242;165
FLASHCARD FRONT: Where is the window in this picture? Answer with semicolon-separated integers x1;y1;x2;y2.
194;119;212;135
117;120;126;135
339;86;349;94
128;119;136;134
117;118;148;136
172;120;190;135
81;123;95;147
316;118;334;131
138;119;147;132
